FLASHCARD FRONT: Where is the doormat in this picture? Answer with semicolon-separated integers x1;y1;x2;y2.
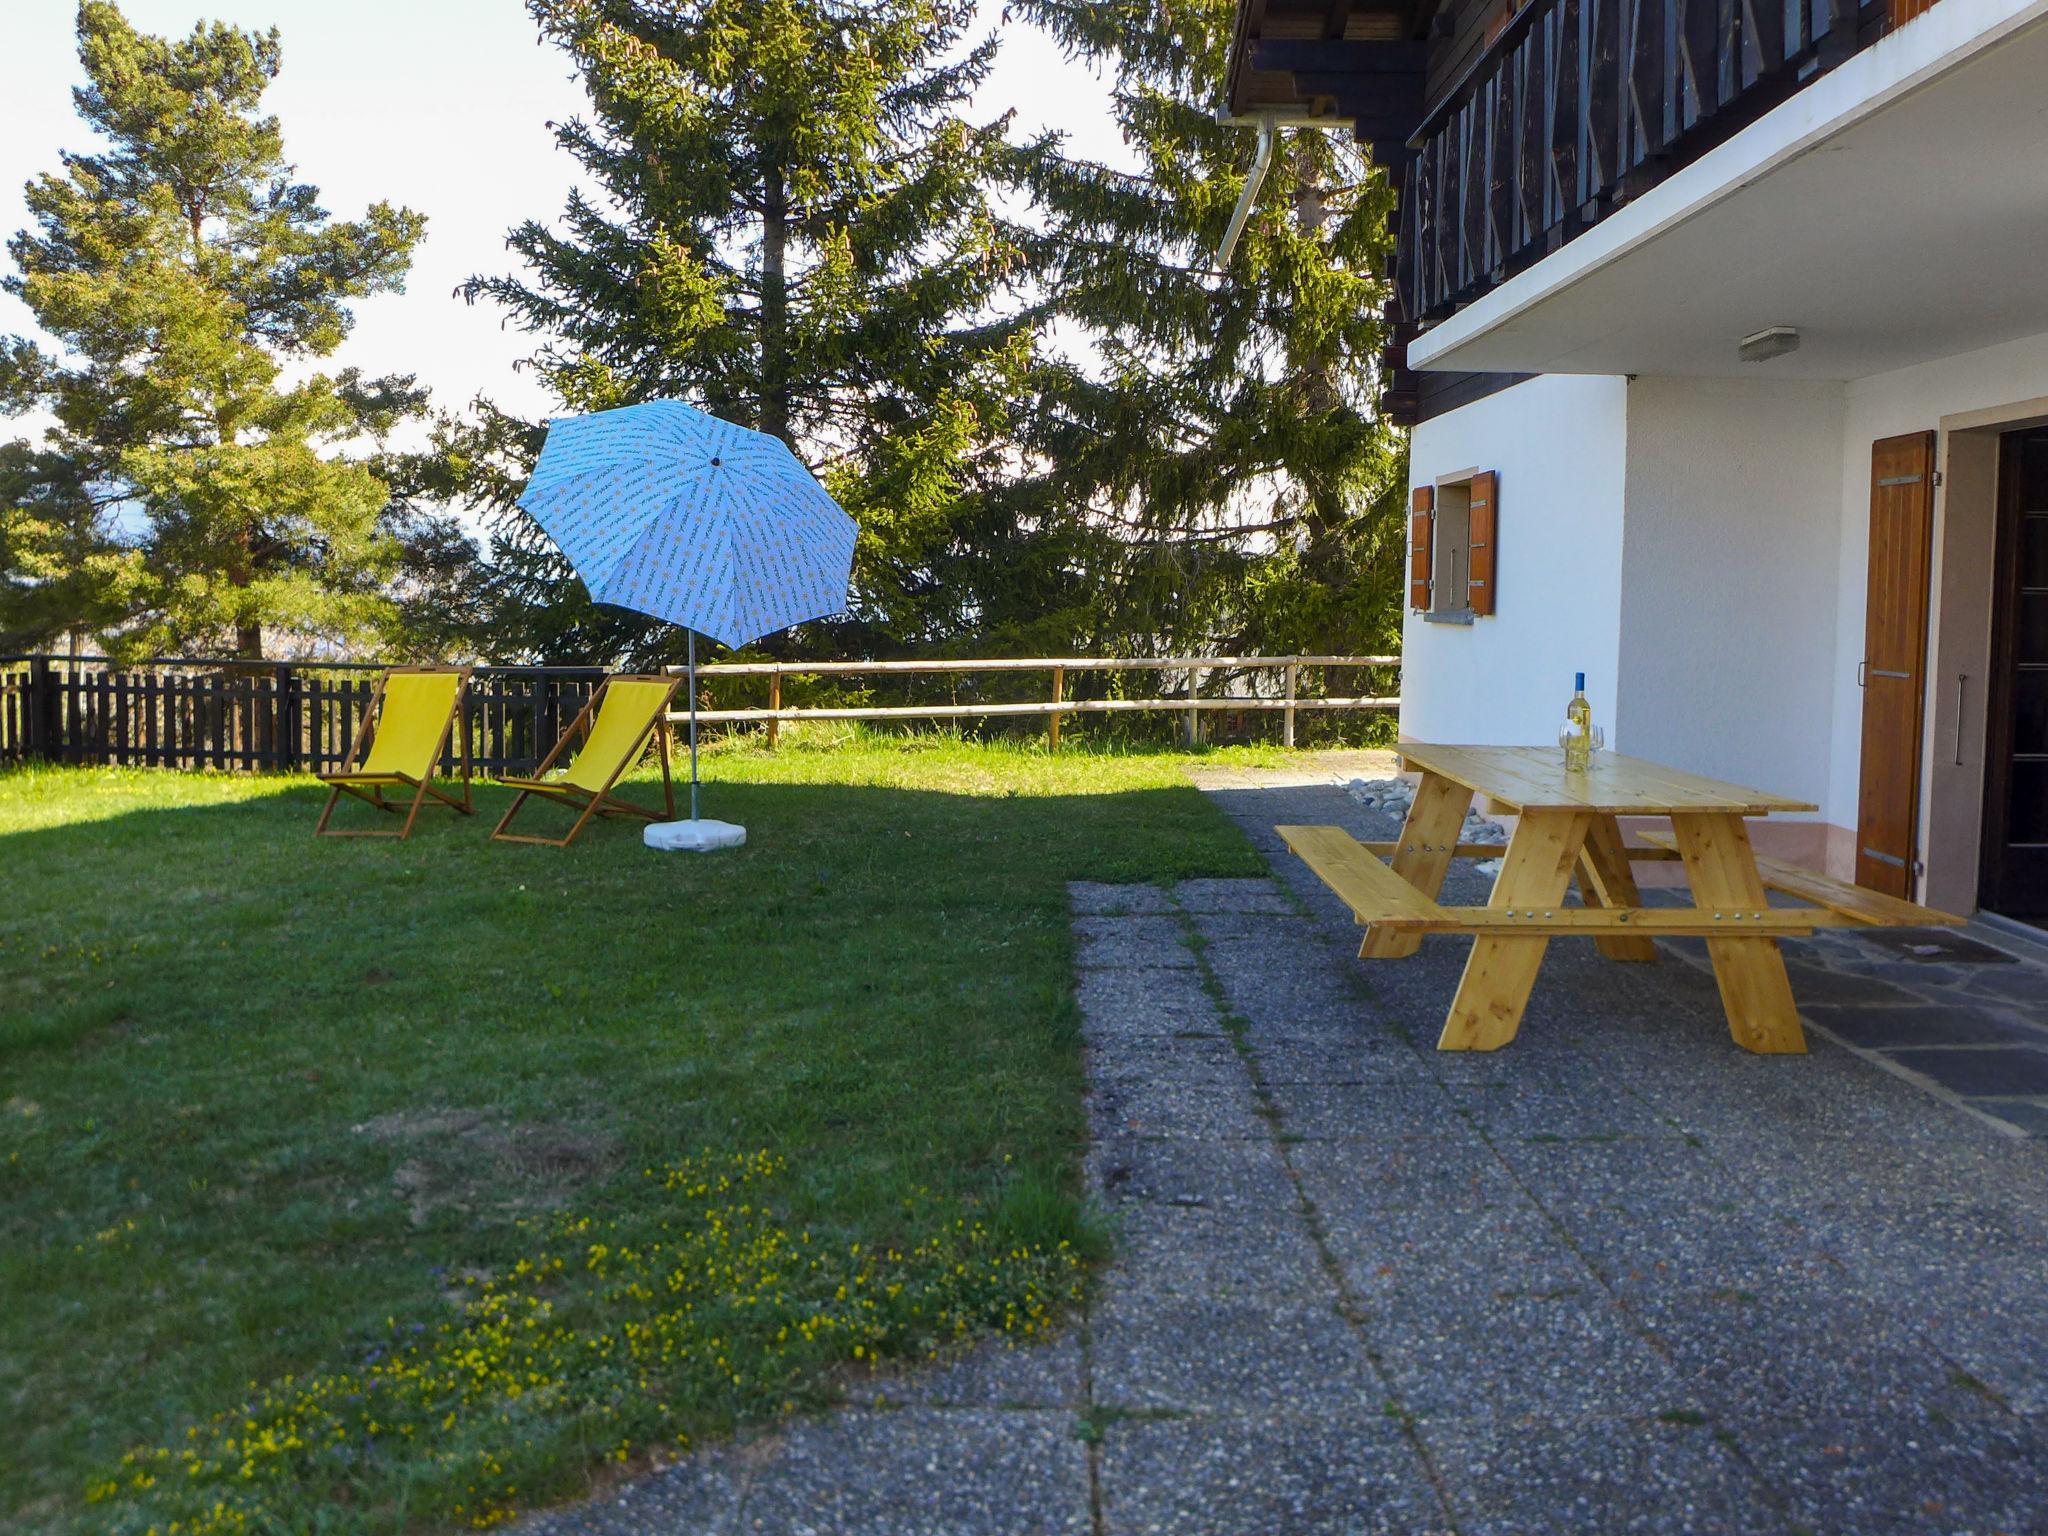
1857;929;2019;965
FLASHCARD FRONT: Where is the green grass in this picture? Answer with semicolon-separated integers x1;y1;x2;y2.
0;731;1270;1534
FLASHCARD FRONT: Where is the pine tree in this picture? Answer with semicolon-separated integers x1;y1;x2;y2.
0;2;442;660
457;0;1060;663
1009;0;1409;664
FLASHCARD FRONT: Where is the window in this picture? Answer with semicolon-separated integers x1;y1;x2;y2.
1409;470;1498;619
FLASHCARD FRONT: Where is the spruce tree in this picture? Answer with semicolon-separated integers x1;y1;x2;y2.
458;0;1058;662
0;2;438;660
1009;0;1408;664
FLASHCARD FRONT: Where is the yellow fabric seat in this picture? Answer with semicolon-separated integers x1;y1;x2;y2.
490;675;683;847
316;668;474;839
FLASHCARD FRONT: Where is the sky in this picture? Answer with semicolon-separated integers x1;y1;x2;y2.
0;0;1128;432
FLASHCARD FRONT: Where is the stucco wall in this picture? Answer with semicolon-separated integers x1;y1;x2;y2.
1400;375;1629;747
1617;377;1847;820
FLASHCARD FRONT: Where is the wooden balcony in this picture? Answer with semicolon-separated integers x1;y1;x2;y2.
1393;0;1891;331
1229;0;1920;421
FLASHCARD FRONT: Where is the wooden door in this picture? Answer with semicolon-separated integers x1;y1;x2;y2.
1981;430;2048;919
1855;432;1937;898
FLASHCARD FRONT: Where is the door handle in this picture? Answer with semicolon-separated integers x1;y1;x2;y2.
1954;673;1968;765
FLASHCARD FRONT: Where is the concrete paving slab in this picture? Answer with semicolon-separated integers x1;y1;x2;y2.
1073;968;1218;1038
1186;909;1323;944
1422;1418;1784;1536
1885;1256;2048;1414
1172;877;1299;914
1289;1136;1528;1216
1086;1135;1298;1216
1370;1290;1690;1428
1098;1410;1450;1536
1319;1202;1594;1315
1244;1028;1433;1085
1068;882;1178;916
1627;1285;1992;1422
1729;1412;2048;1536
1105;1197;1329;1303
855;1332;1086;1411
1090;1291;1379;1413
726;1409;1091;1535
516;1447;746;1535
1085;1031;1243;1088
1073;914;1197;970
1087;1066;1268;1141
1262;1080;1484;1141
1444;1082;1686;1141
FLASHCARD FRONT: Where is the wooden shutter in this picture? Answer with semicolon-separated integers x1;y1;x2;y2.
1855;432;1936;897
1408;486;1434;610
1467;470;1497;615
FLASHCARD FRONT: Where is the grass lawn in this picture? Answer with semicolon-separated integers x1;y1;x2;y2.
0;732;1270;1534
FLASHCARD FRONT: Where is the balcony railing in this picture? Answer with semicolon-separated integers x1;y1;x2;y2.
1393;0;1889;328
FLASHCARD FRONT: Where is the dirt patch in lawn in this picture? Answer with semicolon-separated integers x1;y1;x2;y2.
356;1107;617;1225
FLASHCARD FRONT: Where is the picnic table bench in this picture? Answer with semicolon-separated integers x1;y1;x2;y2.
1280;744;1962;1055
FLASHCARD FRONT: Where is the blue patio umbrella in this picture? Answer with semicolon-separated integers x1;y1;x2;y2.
516;399;857;823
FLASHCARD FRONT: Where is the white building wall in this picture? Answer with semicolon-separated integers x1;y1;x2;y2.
1617;377;1847;818
1400;375;1629;747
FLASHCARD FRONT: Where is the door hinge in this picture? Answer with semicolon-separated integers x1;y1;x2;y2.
1932;469;1944;487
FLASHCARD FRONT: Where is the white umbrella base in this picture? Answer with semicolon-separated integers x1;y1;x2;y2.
644;819;747;853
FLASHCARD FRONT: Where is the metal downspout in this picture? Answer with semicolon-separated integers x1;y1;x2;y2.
1216;113;1278;267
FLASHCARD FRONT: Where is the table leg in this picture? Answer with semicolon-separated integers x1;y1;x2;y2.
1670;813;1807;1055
1577;813;1659;963
1360;771;1474;959
1440;809;1592;1050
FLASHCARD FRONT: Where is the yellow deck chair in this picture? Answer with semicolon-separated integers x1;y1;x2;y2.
490;674;682;847
315;666;474;839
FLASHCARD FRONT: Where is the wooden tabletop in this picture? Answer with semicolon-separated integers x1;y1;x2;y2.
1396;744;1819;816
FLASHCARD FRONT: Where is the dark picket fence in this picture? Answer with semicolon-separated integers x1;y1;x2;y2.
0;656;608;776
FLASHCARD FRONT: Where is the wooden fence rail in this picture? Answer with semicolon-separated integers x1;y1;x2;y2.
0;652;1401;770
673;654;1402;749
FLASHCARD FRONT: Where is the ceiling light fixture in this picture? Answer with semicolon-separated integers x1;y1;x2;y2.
1739;325;1802;363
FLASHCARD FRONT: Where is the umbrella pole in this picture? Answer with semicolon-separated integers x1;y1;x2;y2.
688;629;701;821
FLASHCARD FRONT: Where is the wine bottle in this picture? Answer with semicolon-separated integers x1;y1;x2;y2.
1563;672;1591;773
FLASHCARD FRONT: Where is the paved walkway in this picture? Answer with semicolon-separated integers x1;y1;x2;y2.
526;776;2048;1535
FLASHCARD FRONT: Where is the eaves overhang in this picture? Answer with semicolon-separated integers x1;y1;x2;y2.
1225;0;1430;157
1404;0;2048;380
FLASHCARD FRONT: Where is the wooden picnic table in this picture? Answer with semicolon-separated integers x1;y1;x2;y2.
1280;744;1962;1055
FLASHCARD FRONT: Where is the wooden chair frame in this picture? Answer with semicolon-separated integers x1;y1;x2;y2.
490;674;682;848
315;665;476;840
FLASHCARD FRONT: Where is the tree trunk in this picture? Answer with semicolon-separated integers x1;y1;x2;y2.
760;155;792;446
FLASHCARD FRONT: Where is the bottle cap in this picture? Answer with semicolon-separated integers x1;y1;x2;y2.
1575;672;1585;691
